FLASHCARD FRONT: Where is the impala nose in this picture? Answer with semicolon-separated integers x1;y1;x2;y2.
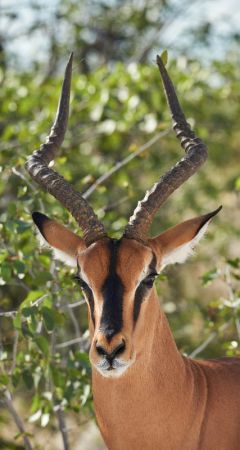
95;339;126;362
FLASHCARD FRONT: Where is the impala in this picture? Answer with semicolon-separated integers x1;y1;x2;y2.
26;54;240;450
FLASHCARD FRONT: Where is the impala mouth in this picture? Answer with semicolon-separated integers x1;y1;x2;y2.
95;356;135;378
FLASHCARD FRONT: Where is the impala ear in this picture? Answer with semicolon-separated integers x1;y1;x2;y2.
149;206;222;269
32;212;86;267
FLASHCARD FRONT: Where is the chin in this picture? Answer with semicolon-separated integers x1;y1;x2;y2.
94;356;136;378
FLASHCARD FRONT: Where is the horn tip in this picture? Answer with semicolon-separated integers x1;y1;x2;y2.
156;54;161;65
65;52;73;73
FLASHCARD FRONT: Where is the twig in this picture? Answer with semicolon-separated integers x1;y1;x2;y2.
67;300;85;309
31;294;49;307
12;167;35;191
97;195;129;214
56;334;90;350
189;320;232;358
3;390;33;450
235;318;240;341
83;128;170;199
0;294;49;318
0;310;17;317
67;306;82;349
12;166;45;211
56;407;70;450
10;331;19;375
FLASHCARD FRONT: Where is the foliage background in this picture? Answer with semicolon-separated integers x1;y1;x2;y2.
0;0;240;448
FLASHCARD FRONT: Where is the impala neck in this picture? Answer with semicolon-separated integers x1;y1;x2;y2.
132;287;186;385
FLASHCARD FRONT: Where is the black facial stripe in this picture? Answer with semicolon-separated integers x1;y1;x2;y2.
100;239;124;342
133;253;157;324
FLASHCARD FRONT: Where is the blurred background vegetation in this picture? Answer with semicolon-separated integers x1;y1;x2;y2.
0;0;240;448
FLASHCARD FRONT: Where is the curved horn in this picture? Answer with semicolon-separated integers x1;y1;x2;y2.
124;54;208;243
26;53;107;246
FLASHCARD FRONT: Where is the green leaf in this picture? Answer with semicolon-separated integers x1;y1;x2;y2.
22;307;33;317
12;368;21;388
160;49;168;66
0;261;12;282
22;369;34;389
20;290;45;310
76;352;91;370
35;336;49;356
53;310;66;327
202;269;219;286
13;260;25;275
42;307;55;332
13;312;21;330
227;258;240;268
0;373;9;386
235;177;240;190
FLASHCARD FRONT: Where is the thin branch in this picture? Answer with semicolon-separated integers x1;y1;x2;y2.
56;333;90;350
10;331;19;375
235;318;240;341
67;306;82;349
189;320;232;358
31;294;49;307
67;300;85;309
97;195;129;214
12;166;45;211
0;295;48;318
3;390;33;450
0;310;17;317
56;407;70;450
83;128;170;199
12;167;35;191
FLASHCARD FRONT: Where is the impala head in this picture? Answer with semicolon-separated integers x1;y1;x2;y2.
26;54;221;378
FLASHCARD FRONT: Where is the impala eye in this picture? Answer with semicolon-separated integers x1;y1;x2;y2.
141;272;158;288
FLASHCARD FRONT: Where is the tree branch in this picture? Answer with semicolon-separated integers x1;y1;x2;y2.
189;320;232;358
3;390;33;450
56;407;70;450
83;128;170;199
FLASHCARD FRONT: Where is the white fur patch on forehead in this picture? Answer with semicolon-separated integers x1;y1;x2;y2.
161;220;210;269
36;229;77;267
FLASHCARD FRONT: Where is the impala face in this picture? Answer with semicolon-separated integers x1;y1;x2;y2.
76;238;158;377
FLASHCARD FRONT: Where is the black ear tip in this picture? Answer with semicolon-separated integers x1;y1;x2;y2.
212;205;223;217
203;205;222;224
32;211;51;230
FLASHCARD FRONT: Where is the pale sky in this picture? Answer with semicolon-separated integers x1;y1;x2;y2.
1;0;240;67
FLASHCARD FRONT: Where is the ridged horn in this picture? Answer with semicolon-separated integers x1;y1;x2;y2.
26;53;107;246
124;54;208;243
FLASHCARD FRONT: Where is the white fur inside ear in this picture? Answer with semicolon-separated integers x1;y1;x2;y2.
35;229;77;267
52;248;77;267
162;220;210;268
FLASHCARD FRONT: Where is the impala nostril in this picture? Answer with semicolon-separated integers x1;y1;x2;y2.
95;339;126;360
113;340;126;358
96;343;108;357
